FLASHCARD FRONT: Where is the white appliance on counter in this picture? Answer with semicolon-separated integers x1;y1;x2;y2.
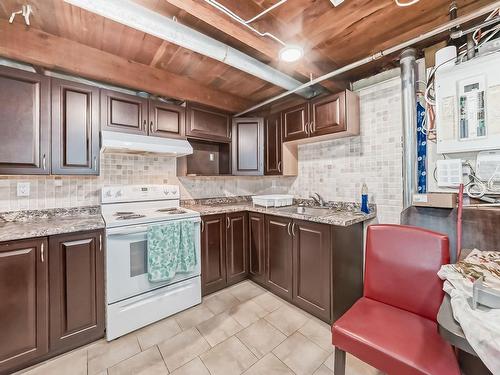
101;184;201;341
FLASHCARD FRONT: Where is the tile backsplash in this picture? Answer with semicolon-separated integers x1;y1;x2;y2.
290;77;403;224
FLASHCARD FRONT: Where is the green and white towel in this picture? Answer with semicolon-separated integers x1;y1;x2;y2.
147;220;197;282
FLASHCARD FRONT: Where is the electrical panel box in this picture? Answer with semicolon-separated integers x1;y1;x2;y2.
435;52;500;153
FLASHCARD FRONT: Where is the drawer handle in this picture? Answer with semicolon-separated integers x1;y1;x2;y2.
41;243;45;263
277;161;282;173
42;154;46;170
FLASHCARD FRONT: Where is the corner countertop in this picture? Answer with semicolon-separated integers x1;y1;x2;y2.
0;206;105;243
182;197;376;227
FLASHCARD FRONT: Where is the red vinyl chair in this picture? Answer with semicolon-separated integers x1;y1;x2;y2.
332;224;460;375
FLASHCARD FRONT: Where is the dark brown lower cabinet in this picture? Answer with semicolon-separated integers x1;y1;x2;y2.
226;212;248;286
265;215;293;301
201;212;248;295
0;230;105;375
292;220;331;321
49;230;105;353
0;238;48;375
201;214;227;295
200;211;363;323
248;212;265;285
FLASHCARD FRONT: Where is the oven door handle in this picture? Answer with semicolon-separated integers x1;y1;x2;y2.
106;218;201;236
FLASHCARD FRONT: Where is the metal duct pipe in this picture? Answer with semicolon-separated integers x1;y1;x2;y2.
64;0;314;97
400;48;417;210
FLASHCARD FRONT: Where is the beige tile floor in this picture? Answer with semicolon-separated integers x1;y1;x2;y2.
16;280;384;375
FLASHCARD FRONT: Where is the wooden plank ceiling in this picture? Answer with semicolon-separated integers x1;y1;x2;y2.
0;0;493;112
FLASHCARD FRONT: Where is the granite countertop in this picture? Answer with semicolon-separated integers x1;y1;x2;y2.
182;197;376;227
0;206;105;242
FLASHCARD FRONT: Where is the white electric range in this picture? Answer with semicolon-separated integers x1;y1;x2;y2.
101;184;201;341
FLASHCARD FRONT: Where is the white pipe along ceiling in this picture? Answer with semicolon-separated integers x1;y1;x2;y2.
64;0;316;98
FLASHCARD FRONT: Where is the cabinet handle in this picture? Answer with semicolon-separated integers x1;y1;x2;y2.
226;217;230;229
93;156;97;171
41;243;45;263
305;122;310;135
292;222;296;236
142;120;147;131
277;161;282;173
42;154;46;170
99;234;102;252
287;222;291;236
311;121;316;134
201;220;205;233
149;121;154;134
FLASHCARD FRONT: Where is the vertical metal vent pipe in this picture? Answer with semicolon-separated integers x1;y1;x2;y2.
400;48;417;210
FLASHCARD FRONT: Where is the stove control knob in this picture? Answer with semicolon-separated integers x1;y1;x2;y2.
115;190;122;198
104;190;112;198
170;188;178;195
164;190;170;196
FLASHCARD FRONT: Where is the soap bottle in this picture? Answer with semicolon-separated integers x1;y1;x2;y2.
361;183;370;214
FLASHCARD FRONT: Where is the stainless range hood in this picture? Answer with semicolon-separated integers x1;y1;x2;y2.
101;131;193;156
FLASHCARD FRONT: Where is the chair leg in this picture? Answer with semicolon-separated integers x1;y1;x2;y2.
334;347;346;375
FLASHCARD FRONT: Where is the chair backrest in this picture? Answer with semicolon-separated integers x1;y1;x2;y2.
364;224;450;321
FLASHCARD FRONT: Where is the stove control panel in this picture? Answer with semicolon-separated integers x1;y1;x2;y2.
101;185;180;203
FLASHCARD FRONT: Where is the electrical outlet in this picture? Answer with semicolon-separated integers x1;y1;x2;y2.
17;182;30;197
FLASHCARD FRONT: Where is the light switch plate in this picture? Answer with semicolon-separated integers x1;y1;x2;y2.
17;182;30;197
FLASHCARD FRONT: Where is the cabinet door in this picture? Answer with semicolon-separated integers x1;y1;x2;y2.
226;212;248;285
0;66;50;175
282;102;309;142
149;100;185;139
101;89;148;135
0;238;48;374
248;212;265;285
292;220;331;322
49;230;104;353
186;103;231;142
232;118;263;175
264;112;282;175
265;215;293;301
310;91;346;137
51;79;100;175
201;214;227;295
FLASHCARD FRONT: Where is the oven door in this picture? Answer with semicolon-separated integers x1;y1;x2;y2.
106;217;201;304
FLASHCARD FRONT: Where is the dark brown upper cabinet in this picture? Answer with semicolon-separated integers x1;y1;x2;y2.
310;91;347;137
265;215;293;301
0;66;50;175
0;238;49;374
292;220;331;322
226;212;248;285
282;102;309;142
51;79;100;175
49;230;105;354
186;103;231;142
101;89;148;135
264;112;282;175
148;100;185;139
201;214;227;296
232;118;264;175
248;212;266;286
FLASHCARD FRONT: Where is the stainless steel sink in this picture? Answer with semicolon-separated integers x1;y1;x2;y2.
277;205;334;217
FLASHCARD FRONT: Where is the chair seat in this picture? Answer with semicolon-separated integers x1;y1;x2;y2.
332;297;460;375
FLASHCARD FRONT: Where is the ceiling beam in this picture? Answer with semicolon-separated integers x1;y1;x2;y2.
163;0;348;92
0;20;253;112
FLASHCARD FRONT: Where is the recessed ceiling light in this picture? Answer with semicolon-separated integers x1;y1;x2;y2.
279;45;303;62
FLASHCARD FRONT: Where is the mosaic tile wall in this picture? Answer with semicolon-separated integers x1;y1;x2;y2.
290;77;404;224
0;154;293;212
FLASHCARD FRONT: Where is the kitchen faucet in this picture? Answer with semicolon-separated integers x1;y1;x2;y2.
310;192;326;207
